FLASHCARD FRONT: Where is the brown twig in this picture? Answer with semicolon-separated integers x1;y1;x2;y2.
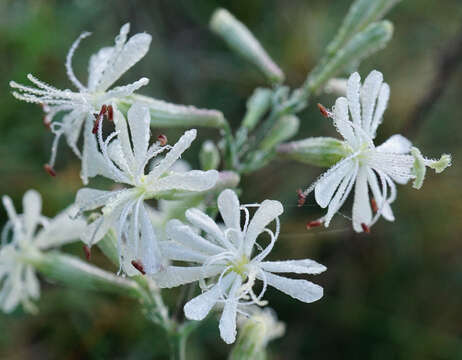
404;26;462;138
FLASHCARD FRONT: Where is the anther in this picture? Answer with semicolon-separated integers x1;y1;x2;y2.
297;189;306;207
306;220;322;230
83;245;91;261
107;105;113;121
131;260;146;275
92;104;108;134
43;164;56;177
317;103;330;118
370;198;378;213
43;116;51;130
157;134;168;146
361;223;370;233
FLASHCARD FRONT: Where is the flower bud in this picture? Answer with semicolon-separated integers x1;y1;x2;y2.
260;115;299;150
199;141;221;170
242;88;272;131
277;137;349;167
210;9;284;84
411;147;452;189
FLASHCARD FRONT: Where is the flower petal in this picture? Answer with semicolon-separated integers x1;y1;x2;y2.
360;70;383;136
376;134;412;154
366;168;394;221
149;170;218;194
76;188;123;211
333;97;357;147
219;275;242;344
87;46;114;91
347;72;362;127
315;158;356;209
25;266;40;299
136;204;164;274
370;83;390;137
159;241;208;263
261;259;327;274
185;208;226;247
61;110;85;156
147;129;197;181
113;109;136;174
166;219;225;255
152;265;223;288
243;200;283;256
96;27;151;91
218;189;241;230
262;271;323;303
352;166;372;232
22;189;42;238
127;102;150;169
184;273;235;321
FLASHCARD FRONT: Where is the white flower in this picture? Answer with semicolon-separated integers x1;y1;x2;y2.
154;189;325;344
1;190;85;313
76;103;218;275
304;70;451;232
10;23;151;184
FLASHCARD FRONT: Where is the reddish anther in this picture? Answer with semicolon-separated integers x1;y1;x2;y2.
157;134;168;146
83;245;91;261
297;189;306;207
107;105;114;121
131;260;146;275
43;164;56;177
43;117;51;130
317;103;329;118
361;223;370;233
371;198;378;213
306;220;322;230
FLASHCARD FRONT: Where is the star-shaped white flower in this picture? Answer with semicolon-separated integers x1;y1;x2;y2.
303;70;451;232
154;189;325;344
10;23;151;183
1;190;85;313
76;103;218;275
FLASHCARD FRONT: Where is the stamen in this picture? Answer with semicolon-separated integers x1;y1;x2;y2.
131;260;146;275
317;103;330;118
43;116;51;130
92;104;107;134
83;245;91;260
370;198;378;213
157;134;168;146
43;164;56;177
361;223;370;233
297;189;306;207
306;220;322;230
107;105;113;121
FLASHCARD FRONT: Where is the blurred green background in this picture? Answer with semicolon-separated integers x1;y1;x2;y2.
1;0;461;359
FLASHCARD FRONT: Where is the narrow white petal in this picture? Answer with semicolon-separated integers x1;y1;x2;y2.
96;32;152;91
370;83;390;136
219;275;242;344
35;205;87;249
22;190;42;238
366;168;394;221
352;166;372;232
2;195;18;223
315;159;355;209
185;208;226;246
367;151;414;184
166;219;225;255
184;273;235;320
324;162;358;227
152;265;223;288
360;70;383;136
217;189;241;230
127;102;150;169
107;139;131;174
261;259;327;274
149;170;218;194
333;97;357;147
147;129;197;181
376;134;412;154
159;241;208;263
262;271;323;303
347;72;362;127
137;204;163;274
113;109;136;174
244;200;283;256
87;46;114;91
61;110;85;156
76;188;122;211
25;266;40;299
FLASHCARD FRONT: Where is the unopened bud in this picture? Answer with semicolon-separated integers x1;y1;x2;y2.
199;140;220;170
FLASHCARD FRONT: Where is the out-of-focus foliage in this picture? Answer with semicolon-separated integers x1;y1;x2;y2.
0;0;461;359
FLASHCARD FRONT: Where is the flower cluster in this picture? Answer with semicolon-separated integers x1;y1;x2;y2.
10;23;151;183
1;190;85;313
154;189;326;343
76;102;218;275
303;71;451;232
